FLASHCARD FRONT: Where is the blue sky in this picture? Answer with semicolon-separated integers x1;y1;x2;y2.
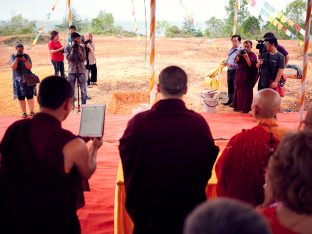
0;0;294;22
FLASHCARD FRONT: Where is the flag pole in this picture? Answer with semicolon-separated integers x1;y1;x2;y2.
298;0;312;126
149;0;156;106
233;0;239;34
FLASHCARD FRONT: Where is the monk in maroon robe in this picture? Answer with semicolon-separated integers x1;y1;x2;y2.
216;89;289;206
232;40;258;113
0;76;102;234
119;66;219;234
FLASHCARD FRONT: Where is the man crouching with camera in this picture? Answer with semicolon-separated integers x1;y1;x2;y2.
65;32;87;107
10;43;36;119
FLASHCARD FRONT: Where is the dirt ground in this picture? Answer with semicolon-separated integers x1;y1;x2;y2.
0;36;311;117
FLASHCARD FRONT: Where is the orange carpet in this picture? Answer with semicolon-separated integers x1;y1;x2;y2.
0;112;301;234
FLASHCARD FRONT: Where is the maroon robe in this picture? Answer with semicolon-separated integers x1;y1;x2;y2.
232;52;258;113
216;125;280;207
0;113;84;234
119;99;219;234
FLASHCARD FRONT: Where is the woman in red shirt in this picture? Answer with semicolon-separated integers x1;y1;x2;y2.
48;30;65;77
260;131;312;234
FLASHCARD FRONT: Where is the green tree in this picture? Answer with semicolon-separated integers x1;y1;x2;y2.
156;20;170;36
205;17;226;38
0;14;36;35
90;11;115;34
165;25;183;37
182;17;196;36
224;0;250;36
181;17;203;37
242;16;261;38
285;0;306;26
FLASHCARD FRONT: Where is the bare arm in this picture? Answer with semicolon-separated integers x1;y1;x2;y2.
270;68;284;89
63;137;103;179
23;59;32;70
50;47;64;54
275;68;284;83
10;57;19;70
244;54;252;67
256;59;263;69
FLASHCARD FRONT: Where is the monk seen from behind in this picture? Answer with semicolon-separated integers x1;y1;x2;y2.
119;66;219;234
216;88;290;206
0;76;103;234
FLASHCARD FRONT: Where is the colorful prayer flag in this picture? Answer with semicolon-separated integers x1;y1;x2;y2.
288;19;295;26
272;19;279;26
300;28;306;36
276;12;283;18
295;24;301;32
281;15;288;23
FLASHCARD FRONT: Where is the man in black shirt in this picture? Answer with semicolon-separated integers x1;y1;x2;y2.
263;32;289;65
257;37;285;90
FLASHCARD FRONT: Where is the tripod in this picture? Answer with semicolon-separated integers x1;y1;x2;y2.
74;59;81;113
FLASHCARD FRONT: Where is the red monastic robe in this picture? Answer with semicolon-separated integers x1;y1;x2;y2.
216;119;289;206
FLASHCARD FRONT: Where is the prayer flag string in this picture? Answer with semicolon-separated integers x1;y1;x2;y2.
31;0;60;47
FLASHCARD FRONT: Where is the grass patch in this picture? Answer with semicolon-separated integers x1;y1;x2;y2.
3;34;50;47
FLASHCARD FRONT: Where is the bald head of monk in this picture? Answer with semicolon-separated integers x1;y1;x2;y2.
304;108;312;130
252;89;281;119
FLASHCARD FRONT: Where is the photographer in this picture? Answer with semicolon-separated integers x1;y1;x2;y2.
48;30;65;77
257;37;285;91
65;32;87;105
84;33;97;86
263;32;289;65
232;41;258;113
10;43;35;119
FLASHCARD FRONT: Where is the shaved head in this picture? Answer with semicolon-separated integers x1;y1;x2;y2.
304;108;312;130
252;89;281;119
158;66;188;98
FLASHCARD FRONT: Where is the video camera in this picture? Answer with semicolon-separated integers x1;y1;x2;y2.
15;51;24;59
256;39;265;56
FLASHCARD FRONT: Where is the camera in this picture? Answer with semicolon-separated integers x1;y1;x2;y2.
256;39;265;55
84;39;92;45
239;48;247;55
16;52;24;59
72;42;79;49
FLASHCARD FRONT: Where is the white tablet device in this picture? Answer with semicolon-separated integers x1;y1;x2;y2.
79;104;106;137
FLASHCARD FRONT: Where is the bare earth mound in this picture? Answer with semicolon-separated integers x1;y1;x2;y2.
0;36;311;116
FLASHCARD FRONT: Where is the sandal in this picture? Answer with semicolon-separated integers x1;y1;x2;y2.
22;113;28;119
30;112;35;119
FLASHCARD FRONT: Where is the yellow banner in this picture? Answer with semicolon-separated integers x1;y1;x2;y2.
280;15;288;23
272;19;279;26
276;12;283;18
